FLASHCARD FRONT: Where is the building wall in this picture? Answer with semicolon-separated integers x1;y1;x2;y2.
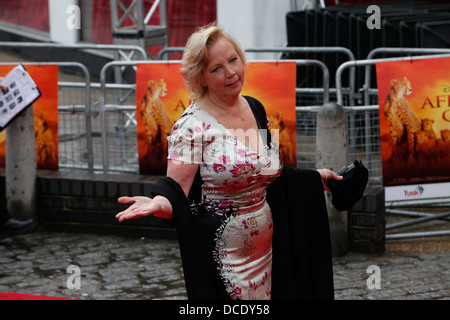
217;0;293;59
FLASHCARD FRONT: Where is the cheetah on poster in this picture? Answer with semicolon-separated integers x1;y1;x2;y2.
0;64;58;170
136;61;297;175
376;57;450;189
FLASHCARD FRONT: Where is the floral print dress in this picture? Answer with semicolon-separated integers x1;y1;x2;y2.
167;101;283;300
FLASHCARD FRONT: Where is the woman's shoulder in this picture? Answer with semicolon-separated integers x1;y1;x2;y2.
242;95;263;105
174;102;202;124
181;102;202;118
171;102;208;134
243;95;266;113
242;95;268;127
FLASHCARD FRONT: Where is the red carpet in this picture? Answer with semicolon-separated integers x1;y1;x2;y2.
0;293;75;300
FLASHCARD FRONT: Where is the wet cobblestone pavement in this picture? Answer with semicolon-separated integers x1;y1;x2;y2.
0;228;449;300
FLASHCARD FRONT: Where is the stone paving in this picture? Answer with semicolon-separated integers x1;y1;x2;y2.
0;227;449;300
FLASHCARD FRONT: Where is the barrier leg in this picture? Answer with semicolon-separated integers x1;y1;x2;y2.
316;102;349;256
5;106;37;220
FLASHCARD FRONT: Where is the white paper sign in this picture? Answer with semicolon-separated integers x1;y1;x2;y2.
0;64;41;130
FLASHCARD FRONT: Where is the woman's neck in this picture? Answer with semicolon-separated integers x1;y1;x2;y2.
208;92;241;109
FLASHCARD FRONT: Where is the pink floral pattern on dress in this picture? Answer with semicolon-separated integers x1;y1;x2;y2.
226;161;255;178
167;102;283;300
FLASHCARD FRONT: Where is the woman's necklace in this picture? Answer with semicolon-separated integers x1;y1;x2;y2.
210;97;246;121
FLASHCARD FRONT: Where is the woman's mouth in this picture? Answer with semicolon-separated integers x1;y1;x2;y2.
226;80;239;87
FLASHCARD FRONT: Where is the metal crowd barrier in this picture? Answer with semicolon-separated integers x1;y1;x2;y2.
0;42;149;173
98;59;331;174
0;42;147;61
336;53;450;182
335;53;450;240
157;46;356;106
2;43;448;239
364;47;450;106
0;44;352;175
0;61;93;172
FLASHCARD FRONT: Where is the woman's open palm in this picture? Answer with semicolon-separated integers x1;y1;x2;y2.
116;196;172;222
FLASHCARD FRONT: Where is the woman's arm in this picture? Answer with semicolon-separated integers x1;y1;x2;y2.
116;160;199;222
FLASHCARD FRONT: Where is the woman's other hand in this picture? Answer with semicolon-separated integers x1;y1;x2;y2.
317;168;342;192
116;195;173;222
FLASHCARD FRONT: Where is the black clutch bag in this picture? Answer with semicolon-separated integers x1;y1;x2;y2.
326;160;369;211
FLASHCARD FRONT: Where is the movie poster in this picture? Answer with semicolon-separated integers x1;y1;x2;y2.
136;61;297;175
0;64;59;170
376;57;450;188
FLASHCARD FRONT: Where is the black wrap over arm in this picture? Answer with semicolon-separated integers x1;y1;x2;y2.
150;177;229;300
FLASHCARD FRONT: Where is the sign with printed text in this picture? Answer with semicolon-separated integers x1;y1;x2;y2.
376;57;450;201
136;61;297;175
0;64;59;170
0;65;41;130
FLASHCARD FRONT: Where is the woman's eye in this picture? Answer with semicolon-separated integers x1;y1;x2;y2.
230;57;237;63
211;66;220;73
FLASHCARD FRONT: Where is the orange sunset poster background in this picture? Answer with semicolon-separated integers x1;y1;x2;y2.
136;61;297;175
376;57;450;186
0;65;58;170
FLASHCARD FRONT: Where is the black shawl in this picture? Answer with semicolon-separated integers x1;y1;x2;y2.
151;96;334;300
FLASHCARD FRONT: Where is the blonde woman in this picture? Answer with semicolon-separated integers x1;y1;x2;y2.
117;24;340;300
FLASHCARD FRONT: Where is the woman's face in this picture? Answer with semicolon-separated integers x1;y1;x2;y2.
201;37;245;103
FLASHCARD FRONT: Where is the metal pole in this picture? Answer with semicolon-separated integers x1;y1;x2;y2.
336;53;450;106
387;209;450;222
386;211;450;230
5;105;36;220
295;59;329;103
364;48;450;105
0;42;147;61
386;230;450;240
99;60;143;173
387;197;450;208
316;102;348;256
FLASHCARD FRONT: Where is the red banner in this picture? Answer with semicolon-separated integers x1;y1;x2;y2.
377;57;450;187
0;65;58;170
136;61;297;175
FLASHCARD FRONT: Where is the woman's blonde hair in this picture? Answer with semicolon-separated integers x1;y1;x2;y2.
180;23;246;100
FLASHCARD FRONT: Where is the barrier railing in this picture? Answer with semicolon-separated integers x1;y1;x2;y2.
0;61;93;172
364;47;450;106
335;54;450;240
2;44;448;239
0;45;337;174
0;42;152;173
0;42;148;61
336;53;450;184
98;59;331;174
157;46;356;106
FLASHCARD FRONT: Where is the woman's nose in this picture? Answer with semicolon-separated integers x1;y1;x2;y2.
224;65;236;78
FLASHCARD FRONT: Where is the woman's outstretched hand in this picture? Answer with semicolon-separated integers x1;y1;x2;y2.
317;168;343;192
116;195;174;222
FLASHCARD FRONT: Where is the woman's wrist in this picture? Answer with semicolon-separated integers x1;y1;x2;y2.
153;195;174;219
318;169;328;183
